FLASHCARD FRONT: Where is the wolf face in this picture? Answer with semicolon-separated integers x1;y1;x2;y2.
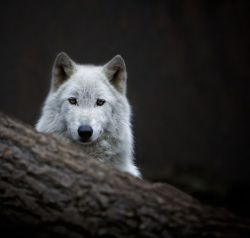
58;65;122;144
36;53;141;177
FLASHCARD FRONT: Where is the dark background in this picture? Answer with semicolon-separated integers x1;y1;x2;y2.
0;0;250;217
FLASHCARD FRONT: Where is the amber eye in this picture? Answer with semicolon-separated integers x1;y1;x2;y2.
68;97;77;105
96;98;106;106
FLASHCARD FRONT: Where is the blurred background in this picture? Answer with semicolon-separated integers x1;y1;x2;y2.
0;0;249;217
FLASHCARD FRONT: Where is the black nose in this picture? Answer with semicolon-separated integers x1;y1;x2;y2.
78;125;93;141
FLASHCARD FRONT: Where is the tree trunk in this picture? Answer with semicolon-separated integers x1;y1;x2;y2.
0;112;249;238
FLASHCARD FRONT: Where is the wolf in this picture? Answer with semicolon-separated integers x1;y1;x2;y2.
36;52;141;177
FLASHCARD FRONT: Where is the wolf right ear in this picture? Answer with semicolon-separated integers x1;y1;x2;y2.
103;55;127;94
51;52;76;91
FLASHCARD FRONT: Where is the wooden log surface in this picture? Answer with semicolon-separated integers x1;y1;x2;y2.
0;112;249;238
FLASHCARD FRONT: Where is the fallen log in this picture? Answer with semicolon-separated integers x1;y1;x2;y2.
0;112;249;238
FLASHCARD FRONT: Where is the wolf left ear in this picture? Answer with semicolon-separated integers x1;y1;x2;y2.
103;55;127;94
51;52;76;91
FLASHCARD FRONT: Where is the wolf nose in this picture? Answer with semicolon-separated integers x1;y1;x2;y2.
78;125;93;141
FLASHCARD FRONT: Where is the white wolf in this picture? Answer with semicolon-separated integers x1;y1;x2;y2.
36;52;141;177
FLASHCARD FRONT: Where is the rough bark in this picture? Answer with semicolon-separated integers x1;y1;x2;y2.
0;112;249;238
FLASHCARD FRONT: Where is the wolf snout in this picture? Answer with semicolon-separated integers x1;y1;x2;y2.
78;125;93;142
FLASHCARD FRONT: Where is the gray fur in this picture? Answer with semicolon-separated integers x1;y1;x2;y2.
36;52;141;177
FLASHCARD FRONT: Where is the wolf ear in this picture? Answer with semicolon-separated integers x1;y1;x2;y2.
103;55;127;94
51;52;76;91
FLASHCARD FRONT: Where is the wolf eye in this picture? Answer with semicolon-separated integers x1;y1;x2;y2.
68;97;77;105
96;98;106;106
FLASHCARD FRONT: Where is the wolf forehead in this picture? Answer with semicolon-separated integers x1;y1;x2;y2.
60;67;117;100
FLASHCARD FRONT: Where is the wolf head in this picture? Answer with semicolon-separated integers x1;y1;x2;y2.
36;52;131;144
36;52;141;177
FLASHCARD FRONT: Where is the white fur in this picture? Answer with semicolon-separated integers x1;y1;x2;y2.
36;53;141;177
